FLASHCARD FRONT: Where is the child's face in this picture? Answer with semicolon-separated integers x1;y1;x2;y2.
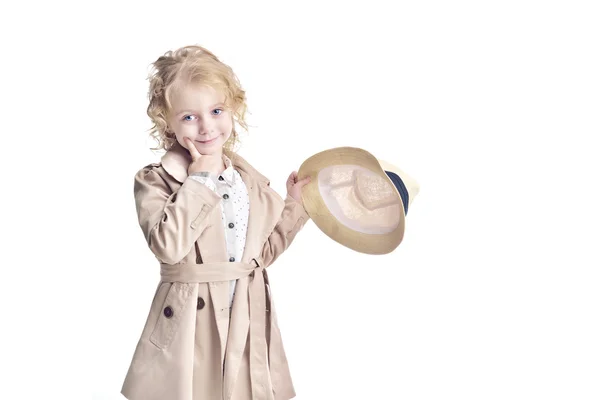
167;83;233;155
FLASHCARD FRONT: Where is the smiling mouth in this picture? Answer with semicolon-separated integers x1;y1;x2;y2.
196;136;218;144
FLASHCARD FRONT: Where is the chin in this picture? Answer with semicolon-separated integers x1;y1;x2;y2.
198;149;219;156
199;142;223;154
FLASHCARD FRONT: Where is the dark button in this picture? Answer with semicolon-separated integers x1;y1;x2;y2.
229;257;235;262
223;193;229;200
228;222;234;228
197;297;205;310
218;176;224;181
163;306;173;318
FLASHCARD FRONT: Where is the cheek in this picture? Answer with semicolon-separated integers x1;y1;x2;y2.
176;124;196;136
218;118;233;133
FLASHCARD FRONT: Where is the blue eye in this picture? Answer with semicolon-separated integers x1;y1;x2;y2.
183;115;195;121
212;109;223;115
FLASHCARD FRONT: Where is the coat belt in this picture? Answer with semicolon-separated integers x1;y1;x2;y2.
159;257;274;400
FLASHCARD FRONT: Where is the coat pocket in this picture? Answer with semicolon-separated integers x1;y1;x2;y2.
149;282;193;350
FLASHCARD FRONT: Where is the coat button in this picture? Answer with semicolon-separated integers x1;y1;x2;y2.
197;297;205;310
163;306;173;318
229;257;235;262
228;222;235;228
223;193;229;199
218;176;224;181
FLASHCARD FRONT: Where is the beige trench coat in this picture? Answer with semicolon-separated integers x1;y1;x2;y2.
121;142;310;400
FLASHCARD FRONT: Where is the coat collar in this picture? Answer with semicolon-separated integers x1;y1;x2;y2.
160;140;271;185
218;155;237;186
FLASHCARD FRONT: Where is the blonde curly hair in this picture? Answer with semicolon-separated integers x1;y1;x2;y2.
145;45;249;153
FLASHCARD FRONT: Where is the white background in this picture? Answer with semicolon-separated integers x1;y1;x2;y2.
2;0;599;399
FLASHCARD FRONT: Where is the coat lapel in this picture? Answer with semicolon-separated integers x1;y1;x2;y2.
236;167;262;263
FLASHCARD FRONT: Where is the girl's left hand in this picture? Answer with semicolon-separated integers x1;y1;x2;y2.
286;171;311;203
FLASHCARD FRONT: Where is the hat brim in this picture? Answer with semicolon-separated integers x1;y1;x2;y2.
297;147;405;255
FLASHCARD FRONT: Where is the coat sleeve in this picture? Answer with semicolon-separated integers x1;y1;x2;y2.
260;193;311;268
134;165;222;265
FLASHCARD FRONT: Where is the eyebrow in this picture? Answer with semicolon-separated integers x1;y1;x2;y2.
175;103;225;116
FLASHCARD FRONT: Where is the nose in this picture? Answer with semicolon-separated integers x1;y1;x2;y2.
199;119;216;136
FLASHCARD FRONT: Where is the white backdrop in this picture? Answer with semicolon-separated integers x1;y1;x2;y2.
2;0;599;399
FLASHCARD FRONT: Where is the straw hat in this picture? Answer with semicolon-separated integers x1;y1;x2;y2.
297;147;420;255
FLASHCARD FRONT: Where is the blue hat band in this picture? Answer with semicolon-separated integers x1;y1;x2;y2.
384;171;409;215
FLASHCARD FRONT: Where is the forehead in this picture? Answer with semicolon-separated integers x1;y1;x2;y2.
169;83;225;113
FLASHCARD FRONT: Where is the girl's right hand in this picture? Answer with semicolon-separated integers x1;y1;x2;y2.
183;137;224;175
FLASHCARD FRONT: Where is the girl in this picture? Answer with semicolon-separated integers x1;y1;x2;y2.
121;45;311;400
